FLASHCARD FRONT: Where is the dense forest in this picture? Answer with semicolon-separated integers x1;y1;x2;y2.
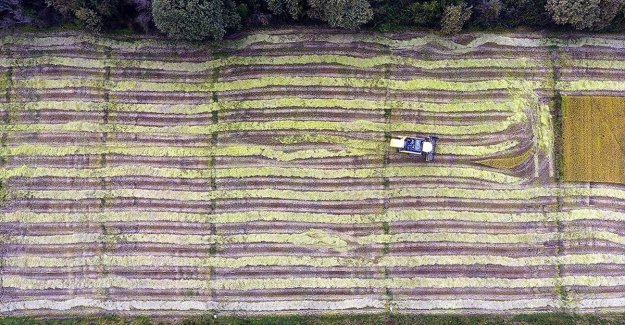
2;0;625;40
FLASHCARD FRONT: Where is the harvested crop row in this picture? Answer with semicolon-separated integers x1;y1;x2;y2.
0;98;523;113
0;55;543;71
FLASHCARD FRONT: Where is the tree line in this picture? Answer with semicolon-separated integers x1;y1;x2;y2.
2;0;625;40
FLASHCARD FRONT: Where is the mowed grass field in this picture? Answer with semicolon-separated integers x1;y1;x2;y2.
562;96;625;184
3;30;625;317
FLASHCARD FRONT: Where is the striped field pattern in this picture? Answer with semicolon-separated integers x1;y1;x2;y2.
2;29;625;316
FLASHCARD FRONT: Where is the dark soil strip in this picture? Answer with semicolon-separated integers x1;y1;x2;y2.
215;177;385;191
388;220;556;234
13;65;105;79
219;108;385;123
391;286;555;299
4;155;210;169
218;87;513;102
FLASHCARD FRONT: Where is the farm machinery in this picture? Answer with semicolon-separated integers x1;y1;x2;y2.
389;135;439;161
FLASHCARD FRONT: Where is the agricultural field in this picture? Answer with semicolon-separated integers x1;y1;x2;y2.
562;96;625;185
2;29;625;317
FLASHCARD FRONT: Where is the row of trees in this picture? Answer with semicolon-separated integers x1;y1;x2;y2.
2;0;625;40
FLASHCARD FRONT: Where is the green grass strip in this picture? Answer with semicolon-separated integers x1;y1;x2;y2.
0;166;213;179
0;34;181;50
3;277;211;290
0;116;522;135
14;230;557;246
3;208;622;225
1;276;558;290
2;99;520;113
1;139;518;158
5;187;557;201
13;77;544;92
2;209;551;224
8;273;625;291
0;165;521;183
12;186;625;201
8;253;625;269
275;134;518;156
0;55;541;71
568;59;625;70
559;80;625;92
1;145;374;161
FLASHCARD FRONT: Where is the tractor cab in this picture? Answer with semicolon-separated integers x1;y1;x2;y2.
389;135;439;161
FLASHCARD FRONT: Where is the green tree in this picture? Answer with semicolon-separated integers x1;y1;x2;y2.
440;2;471;34
152;0;241;40
500;0;551;27
45;0;119;31
546;0;625;30
308;0;373;29
411;0;441;26
472;0;502;27
265;0;304;19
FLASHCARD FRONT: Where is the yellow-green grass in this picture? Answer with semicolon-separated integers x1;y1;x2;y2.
7;253;625;269
477;148;533;169
9;274;625;290
0;55;541;71
0;115;524;135
1;99;523;113
12;231;558;246
0;141;518;158
12;229;625;249
560;80;625;92
2;208;623;225
1;276;559;291
13;77;545;93
0;166;521;183
10;185;625;201
562;96;625;184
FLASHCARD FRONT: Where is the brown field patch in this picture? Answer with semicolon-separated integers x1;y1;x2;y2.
562;96;625;184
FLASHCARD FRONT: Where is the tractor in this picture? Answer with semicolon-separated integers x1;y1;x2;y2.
389;135;439;161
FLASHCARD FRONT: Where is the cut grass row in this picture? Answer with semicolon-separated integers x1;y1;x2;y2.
0;99;522;113
9;230;624;252
0;140;519;157
12;77;545;92
10;71;624;96
0;55;541;71
7;274;625;290
0;115;525;135
0;299;567;315
0;166;521;183
10;231;559;246
10;185;625;201
1;145;378;162
2;208;620;224
6;253;625;268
